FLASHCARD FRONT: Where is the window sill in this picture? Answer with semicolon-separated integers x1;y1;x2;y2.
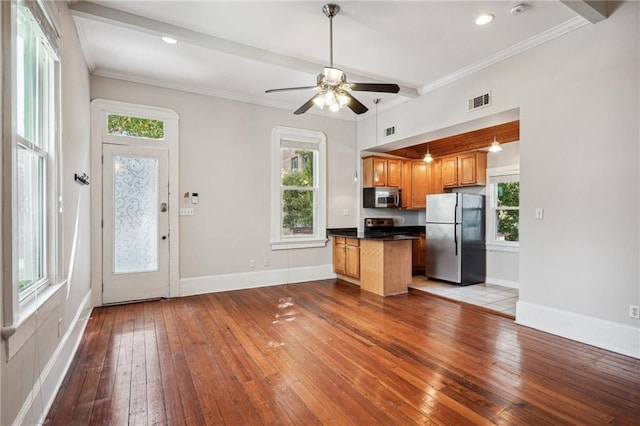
2;280;66;360
271;238;329;250
487;243;519;253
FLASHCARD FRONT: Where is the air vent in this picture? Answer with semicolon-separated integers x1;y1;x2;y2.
385;126;395;136
468;92;491;111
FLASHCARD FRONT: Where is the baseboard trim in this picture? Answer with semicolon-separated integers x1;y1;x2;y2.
485;277;519;289
180;264;336;297
12;290;93;426
516;300;639;359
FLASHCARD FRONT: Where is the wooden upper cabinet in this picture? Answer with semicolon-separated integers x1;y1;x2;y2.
442;152;487;188
411;162;429;209
441;156;459;187
429;159;443;195
386;159;401;187
362;156;401;187
401;160;413;209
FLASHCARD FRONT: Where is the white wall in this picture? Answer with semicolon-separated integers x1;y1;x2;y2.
357;2;640;357
1;2;92;425
90;76;358;294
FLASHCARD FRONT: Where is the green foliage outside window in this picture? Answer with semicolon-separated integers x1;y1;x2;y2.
497;181;519;242
107;114;165;139
282;150;314;233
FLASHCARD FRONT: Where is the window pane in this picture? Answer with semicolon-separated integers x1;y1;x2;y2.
281;148;313;187
281;189;314;236
113;155;159;273
496;210;519;242
497;181;519;207
17;148;45;292
107;114;165;139
17;8;38;143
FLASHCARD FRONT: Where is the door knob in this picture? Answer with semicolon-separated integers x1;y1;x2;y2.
162;235;167;240
160;202;168;212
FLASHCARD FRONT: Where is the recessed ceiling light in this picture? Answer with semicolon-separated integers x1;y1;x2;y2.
161;36;178;44
475;14;495;26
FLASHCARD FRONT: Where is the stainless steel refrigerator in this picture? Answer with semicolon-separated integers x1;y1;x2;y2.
425;193;486;285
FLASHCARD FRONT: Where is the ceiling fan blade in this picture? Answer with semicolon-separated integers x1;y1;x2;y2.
293;96;317;115
344;93;368;115
265;86;318;94
349;83;400;93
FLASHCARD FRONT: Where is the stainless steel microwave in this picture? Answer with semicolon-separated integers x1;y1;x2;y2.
363;187;402;208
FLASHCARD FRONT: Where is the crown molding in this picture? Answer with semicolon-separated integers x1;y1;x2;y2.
419;16;590;95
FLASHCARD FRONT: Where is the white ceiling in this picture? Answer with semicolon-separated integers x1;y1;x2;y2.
70;1;591;120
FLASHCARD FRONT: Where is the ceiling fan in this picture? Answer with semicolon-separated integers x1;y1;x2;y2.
265;3;400;115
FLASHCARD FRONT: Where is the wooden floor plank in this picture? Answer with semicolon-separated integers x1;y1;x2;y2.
46;280;640;425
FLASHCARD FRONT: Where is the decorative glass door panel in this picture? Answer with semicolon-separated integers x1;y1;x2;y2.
103;145;169;304
113;155;159;273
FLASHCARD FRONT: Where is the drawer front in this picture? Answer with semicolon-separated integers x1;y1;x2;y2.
334;236;346;245
345;238;360;247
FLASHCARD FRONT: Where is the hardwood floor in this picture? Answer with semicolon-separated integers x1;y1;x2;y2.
46;280;640;425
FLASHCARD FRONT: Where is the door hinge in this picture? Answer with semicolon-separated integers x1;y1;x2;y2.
101;219;104;228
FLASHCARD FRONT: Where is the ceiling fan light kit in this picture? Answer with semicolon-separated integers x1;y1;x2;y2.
265;3;400;115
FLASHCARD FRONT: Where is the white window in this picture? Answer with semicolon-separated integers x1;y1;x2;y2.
487;166;519;251
271;126;326;250
14;3;60;300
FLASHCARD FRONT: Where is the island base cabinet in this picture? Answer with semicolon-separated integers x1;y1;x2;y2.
333;237;360;283
360;239;412;296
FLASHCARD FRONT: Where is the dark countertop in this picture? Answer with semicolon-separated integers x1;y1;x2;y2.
327;227;422;241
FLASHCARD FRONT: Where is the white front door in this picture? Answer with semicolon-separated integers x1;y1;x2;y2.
102;144;170;304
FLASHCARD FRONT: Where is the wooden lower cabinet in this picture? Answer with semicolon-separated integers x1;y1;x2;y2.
333;237;360;280
412;234;426;275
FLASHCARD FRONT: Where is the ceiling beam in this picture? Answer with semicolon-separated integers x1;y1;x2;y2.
69;1;420;98
560;1;608;23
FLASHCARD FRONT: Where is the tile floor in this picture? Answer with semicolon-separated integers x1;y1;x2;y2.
410;275;518;317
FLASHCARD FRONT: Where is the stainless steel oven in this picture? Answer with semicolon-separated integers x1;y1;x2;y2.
363;187;401;208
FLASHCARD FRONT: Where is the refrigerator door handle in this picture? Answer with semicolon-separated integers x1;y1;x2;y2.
454;196;459;256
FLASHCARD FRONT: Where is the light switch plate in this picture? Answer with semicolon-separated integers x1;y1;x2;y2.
180;208;194;216
535;208;544;219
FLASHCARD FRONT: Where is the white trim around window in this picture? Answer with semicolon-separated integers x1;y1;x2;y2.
1;0;62;349
270;126;327;250
486;165;520;252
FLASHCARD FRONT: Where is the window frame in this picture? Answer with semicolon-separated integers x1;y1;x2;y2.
270;126;327;250
486;165;520;252
2;0;62;344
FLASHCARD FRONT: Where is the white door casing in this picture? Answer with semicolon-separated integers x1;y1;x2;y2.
90;99;179;306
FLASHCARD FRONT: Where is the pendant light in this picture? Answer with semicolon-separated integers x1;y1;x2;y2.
423;144;433;163
489;135;502;153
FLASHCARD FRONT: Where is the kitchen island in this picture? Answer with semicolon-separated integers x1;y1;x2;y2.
329;230;416;297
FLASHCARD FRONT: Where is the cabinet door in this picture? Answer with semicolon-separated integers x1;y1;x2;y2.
346;246;360;279
430;159;443;194
373;158;387;186
411;162;429;209
458;153;478;186
401;160;412;209
412;234;426;274
333;239;346;275
441;156;459;187
386;159;401;187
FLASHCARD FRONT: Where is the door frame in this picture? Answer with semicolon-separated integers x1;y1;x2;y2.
90;99;180;307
